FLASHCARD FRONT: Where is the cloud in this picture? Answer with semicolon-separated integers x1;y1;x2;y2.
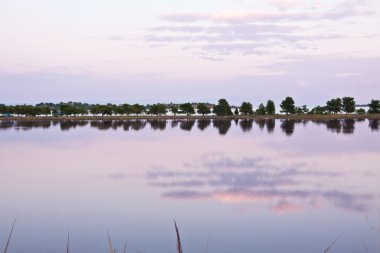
335;72;361;78
268;0;304;10
147;2;364;60
161;8;374;24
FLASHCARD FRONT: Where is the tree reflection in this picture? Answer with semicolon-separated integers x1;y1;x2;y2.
239;119;253;132
14;121;52;130
280;120;295;136
313;119;356;134
342;119;355;134
0;120;15;130
266;119;275;133
369;119;379;131
171;120;180;128
213;120;231;135
122;120;146;131
256;119;266;130
148;119;166;131
60;120;88;131
197;119;211;131
180;120;195;131
90;120;113;130
326;119;342;134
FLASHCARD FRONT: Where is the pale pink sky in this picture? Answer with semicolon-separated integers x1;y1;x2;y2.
0;0;379;105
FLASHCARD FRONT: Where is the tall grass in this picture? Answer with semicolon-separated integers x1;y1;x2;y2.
174;220;183;253
323;236;340;253
1;219;341;253
2;218;16;253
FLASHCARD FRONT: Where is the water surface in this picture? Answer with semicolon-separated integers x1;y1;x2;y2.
0;119;379;253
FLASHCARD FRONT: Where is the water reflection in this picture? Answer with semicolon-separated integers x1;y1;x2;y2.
60;120;89;131
0;120;53;130
0;117;379;253
313;119;357;134
266;119;275;133
146;154;374;213
280;120;296;136
213;120;232;135
179;120;196;131
239;119;253;132
0;118;379;135
197;119;211;131
148;119;166;131
369;119;379;131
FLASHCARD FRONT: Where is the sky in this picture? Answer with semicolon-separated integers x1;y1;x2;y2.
0;0;379;106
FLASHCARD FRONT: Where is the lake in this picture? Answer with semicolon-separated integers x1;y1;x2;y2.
0;119;379;253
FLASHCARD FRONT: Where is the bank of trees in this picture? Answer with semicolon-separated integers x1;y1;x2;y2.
1;97;379;117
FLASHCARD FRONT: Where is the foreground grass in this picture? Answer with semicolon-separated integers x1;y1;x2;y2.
2;220;339;253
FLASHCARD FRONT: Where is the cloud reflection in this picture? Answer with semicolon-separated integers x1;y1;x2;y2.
146;154;374;213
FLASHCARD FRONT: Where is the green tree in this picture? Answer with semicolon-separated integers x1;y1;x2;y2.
213;99;233;116
148;103;167;116
309;106;327;115
180;103;195;116
234;107;239;115
170;105;179;116
0;104;11;115
280;97;296;114
356;108;366;114
326;98;342;114
266;100;275;115
256;103;266;115
60;104;78;116
131;104;145;115
368;99;380;114
197;103;211;116
239;102;253;115
342;97;356;113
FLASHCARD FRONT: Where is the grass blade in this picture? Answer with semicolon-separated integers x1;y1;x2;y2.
3;218;17;253
107;231;116;253
204;234;210;253
174;220;183;253
123;242;127;253
66;232;70;253
324;236;340;253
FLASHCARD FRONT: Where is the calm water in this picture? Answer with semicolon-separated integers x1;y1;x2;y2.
0;119;379;253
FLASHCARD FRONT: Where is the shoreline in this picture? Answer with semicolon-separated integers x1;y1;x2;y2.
1;114;380;121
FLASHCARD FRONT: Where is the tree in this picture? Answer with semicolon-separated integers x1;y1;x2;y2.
60;104;78;116
280;97;296;114
239;102;253;115
256;103;266;115
266;100;275;115
197;103;211;116
326;98;342;114
131;104;145;115
148;103;167;116
356;108;366;114
170;105;179;116
342;97;356;113
213;99;233;116
368;99;380;114
234;107;239;115
179;103;195;116
309;106;327;115
0;104;10;115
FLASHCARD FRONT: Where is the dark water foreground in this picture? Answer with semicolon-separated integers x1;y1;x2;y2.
0;119;379;253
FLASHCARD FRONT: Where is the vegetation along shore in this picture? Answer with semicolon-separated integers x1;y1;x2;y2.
1;97;379;120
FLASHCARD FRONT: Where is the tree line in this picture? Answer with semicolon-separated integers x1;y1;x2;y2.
0;97;379;117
